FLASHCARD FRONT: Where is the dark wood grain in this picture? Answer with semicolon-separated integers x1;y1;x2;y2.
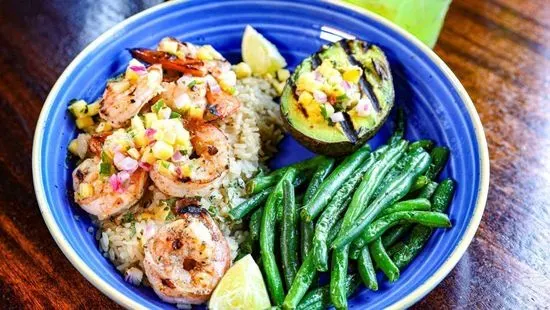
0;0;548;309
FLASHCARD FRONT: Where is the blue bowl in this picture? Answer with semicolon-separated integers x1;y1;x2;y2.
32;0;489;308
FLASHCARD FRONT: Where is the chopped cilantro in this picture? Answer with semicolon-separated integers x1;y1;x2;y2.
121;212;134;223
165;211;176;221
151;99;165;113
170;111;182;119
129;222;137;238
187;80;197;89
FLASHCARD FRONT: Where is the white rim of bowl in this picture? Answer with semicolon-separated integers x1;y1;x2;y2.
32;0;490;309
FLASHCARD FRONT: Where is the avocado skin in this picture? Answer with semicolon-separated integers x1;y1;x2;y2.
280;39;394;156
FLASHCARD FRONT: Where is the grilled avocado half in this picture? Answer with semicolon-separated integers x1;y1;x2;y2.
280;39;394;156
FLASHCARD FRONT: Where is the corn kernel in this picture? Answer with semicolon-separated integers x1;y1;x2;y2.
68;139;80;156
158;38;178;55
162;130;177;145
276;69;290;82
158;107;172;120
233;62;252;79
296;72;322;93
144;113;158;128
127;148;141;160
95;122;112;133
76;116;94;129
131;116;145;132
152;141;173;160
110;80;131;93
125;67;139;83
188;106;204;119
78;183;94;199
141;146;156;165
343;66;363;84
68;100;88;118
298;91;314;105
87;101;100;116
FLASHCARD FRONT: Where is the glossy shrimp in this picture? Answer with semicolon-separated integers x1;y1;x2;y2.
143;206;230;304
99;64;163;128
72;157;148;220
149;123;230;197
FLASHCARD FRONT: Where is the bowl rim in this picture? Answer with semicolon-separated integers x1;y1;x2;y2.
32;0;490;309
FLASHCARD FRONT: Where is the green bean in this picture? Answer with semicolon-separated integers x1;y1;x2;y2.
408;139;434;152
392;225;432;269
339;141;408;236
353;211;451;249
247;156;328;194
330;245;349;310
431;179;455;213
369;238;399;282
296;274;360;310
281;179;299;289
312;196;352;272
392;179;455;269
386;240;406;257
358;246;378;290
332;151;432;249
411;175;429;192
425;147;449;180
260;168;297;305
417;181;439;199
283;220;343;310
389;108;405;145
304;158;336;201
301;144;371;222
249;207;263;241
229;187;272;220
381;224;412;248
372;147;424;199
349;246;361;260
377;198;431;218
300;221;315;262
276;171;311;222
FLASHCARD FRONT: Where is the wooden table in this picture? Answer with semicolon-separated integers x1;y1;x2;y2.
0;0;548;308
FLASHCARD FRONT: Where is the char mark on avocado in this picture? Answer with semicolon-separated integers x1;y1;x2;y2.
339;40;381;113
340;112;359;144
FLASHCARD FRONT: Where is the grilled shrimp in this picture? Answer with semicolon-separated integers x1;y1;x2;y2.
72;157;148;220
99;64;163;128
150;123;230;197
143;206;230;304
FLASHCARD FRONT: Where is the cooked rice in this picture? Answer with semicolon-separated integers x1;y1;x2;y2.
98;76;283;285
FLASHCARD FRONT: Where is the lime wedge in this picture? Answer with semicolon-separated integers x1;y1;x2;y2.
242;25;287;75
344;0;451;47
209;254;271;310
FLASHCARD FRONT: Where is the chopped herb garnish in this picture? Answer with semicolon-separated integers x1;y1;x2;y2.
170;111;182;119
336;94;348;102
121;212;134;223
129;222;137;238
179;150;188;156
151;99;165;113
99;162;113;177
160;198;178;208
165;211;176;221
187;80;197;89
320;104;329;120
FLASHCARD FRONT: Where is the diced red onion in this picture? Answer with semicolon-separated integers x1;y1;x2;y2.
109;174;122;192
175;166;182;177
143;223;157;240
330;112;345;123
206;75;221;93
172;151;184;162
314;71;322;81
313;90;327;103
145;128;156;139
118;157;139;173
117;171;131;184
340;80;351;90
139;162;152;171
128;59;147;75
356;98;371;117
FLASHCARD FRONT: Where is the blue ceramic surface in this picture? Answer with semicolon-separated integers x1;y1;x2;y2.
33;0;488;309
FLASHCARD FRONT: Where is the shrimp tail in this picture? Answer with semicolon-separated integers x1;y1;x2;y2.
129;48;208;77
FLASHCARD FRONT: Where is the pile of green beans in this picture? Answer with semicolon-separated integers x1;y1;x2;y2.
234;110;456;309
